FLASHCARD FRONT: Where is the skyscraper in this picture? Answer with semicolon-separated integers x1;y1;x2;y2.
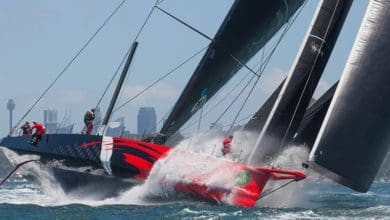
92;106;102;134
44;109;58;134
106;117;126;137
6;99;15;133
137;107;156;135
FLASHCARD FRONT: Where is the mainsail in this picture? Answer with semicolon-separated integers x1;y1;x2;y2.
248;0;353;165
160;0;305;139
309;0;390;192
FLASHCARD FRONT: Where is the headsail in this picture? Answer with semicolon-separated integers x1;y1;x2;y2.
248;0;353;165
243;79;285;134
292;82;338;148
160;0;305;139
309;0;390;192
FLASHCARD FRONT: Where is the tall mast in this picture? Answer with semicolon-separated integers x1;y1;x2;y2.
248;0;353;165
99;41;138;135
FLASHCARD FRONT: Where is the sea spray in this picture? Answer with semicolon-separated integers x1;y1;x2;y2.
257;145;322;208
0;147;70;205
113;132;246;205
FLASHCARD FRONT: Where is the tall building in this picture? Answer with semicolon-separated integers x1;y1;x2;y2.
92;106;102;134
6;99;15;133
44;109;58;134
137;107;156;135
106;117;126;137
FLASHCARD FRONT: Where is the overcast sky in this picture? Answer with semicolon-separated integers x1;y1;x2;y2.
0;0;368;136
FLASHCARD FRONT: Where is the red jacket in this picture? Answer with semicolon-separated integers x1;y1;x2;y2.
222;138;232;155
32;122;46;135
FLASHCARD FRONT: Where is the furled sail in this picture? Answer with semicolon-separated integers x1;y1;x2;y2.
160;0;305;139
248;0;353;165
309;0;390;192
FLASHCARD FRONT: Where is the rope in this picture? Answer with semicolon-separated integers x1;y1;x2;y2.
259;179;295;199
92;0;160;131
161;0;307;137
113;46;208;113
155;5;260;78
11;0;127;135
178;72;251;133
134;0;160;41
226;0;307;135
0;159;40;186
212;75;257;127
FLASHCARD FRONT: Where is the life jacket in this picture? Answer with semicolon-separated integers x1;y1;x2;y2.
21;124;31;135
84;111;95;122
32;122;46;135
222;138;232;155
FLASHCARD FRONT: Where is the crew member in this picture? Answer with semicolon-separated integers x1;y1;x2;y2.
222;135;233;156
20;121;32;136
31;120;46;145
84;108;96;135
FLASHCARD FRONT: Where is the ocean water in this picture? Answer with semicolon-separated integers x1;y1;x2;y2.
1;134;389;219
1;176;389;219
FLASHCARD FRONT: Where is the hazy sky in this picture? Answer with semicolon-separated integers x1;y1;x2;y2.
0;0;368;136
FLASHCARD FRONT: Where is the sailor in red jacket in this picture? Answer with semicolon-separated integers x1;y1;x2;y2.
222;135;233;156
31;120;46;145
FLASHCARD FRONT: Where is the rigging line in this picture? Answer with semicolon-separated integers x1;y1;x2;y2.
155;6;212;41
95;0;159;110
134;0;160;41
95;47;129;109
179;35;269;133
226;0;307;135
94;0;159;128
178;72;251;133
197;99;205;133
163;1;306;136
212;74;257;127
0;159;40;187
155;5;260;78
176;35;271;134
259;179;295;199
113;45;208;113
220;26;290;134
278;0;338;149
218;113;254;129
11;0;127;134
183;46;268;134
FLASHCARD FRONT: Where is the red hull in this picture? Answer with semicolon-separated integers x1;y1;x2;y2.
82;137;306;207
154;150;306;207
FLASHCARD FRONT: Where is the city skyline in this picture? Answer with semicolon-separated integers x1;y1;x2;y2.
137;107;157;135
4;102;156;136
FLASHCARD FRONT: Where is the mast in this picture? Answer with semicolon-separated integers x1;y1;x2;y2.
248;0;353;165
99;41;139;135
309;0;390;192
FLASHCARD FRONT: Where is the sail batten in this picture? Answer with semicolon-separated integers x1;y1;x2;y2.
160;0;305;140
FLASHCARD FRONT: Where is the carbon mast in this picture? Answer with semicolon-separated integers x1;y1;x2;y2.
247;0;353;165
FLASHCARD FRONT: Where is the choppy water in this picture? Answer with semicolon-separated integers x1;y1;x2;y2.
1;133;389;219
1;179;389;219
